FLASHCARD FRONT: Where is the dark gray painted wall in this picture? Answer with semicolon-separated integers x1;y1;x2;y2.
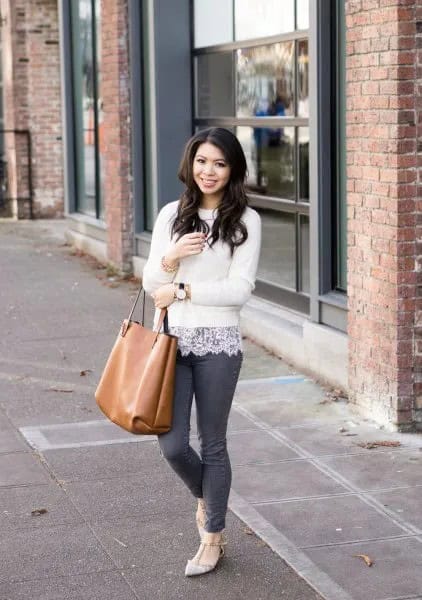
128;0;145;232
153;0;192;209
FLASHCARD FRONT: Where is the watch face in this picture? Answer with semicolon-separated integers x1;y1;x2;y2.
176;288;187;300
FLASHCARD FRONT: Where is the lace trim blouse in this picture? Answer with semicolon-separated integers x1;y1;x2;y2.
169;326;242;357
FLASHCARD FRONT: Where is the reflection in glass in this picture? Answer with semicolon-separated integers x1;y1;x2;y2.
196;53;234;117
299;127;309;201
70;0;103;218
297;40;309;117
0;47;3;158
142;0;154;231
95;0;104;218
235;0;294;41
0;34;5;168
194;0;233;48
236;42;294;118
297;0;309;30
300;215;310;293
256;209;296;289
237;126;295;200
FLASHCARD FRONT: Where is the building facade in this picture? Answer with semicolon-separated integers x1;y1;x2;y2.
1;0;421;432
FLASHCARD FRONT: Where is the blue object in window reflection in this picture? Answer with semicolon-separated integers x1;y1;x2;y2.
253;96;286;149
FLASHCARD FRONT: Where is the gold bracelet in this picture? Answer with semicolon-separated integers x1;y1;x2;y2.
161;255;178;273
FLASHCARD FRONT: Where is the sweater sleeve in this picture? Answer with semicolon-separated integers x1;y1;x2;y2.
190;209;262;307
142;203;177;294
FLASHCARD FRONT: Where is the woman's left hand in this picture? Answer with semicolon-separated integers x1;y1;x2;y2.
151;284;175;309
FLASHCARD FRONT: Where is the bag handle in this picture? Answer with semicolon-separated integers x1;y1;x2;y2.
127;285;146;325
122;284;169;336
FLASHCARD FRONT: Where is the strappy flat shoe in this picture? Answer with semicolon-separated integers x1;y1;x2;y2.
185;532;227;577
196;499;206;540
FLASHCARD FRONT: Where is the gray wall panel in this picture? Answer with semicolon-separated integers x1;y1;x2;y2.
153;0;192;209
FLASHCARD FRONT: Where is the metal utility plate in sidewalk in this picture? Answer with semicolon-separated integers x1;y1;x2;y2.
19;419;154;451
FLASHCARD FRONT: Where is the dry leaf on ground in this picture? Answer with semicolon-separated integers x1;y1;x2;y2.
353;554;374;567
46;388;73;393
31;508;48;516
356;440;401;450
324;388;348;402
103;281;120;288
80;369;92;376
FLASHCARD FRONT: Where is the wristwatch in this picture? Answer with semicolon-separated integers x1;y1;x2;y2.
175;282;187;301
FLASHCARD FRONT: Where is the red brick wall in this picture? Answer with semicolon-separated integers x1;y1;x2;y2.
27;0;63;218
1;0;63;218
101;0;133;271
415;1;422;428
346;0;418;430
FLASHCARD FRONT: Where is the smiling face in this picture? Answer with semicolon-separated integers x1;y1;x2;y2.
193;142;231;202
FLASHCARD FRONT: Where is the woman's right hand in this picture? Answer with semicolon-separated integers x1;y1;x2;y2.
166;232;206;262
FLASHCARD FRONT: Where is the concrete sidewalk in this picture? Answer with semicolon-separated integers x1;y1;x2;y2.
0;221;421;600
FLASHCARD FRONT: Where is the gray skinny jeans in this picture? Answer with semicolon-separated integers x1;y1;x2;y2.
158;350;243;533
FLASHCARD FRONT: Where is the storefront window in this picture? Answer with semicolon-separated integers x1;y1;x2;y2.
237;126;295;200
236;42;295;118
255;208;310;296
297;39;309;117
194;0;233;48
234;0;294;41
193;0;310;312
296;0;309;30
257;209;296;289
298;127;309;201
196;53;234;117
70;0;103;219
300;215;310;293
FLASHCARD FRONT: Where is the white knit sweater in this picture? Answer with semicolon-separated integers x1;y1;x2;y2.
142;200;262;329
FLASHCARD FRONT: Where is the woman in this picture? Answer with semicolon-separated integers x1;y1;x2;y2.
142;127;261;576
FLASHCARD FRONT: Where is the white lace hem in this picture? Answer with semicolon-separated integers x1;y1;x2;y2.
169;326;242;357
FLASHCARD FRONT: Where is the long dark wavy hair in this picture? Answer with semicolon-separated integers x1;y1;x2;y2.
171;128;249;255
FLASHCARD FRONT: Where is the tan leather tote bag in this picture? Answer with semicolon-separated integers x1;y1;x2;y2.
95;287;178;434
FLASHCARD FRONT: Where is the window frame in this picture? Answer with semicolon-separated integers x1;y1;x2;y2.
68;0;103;220
334;0;347;293
308;0;347;331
